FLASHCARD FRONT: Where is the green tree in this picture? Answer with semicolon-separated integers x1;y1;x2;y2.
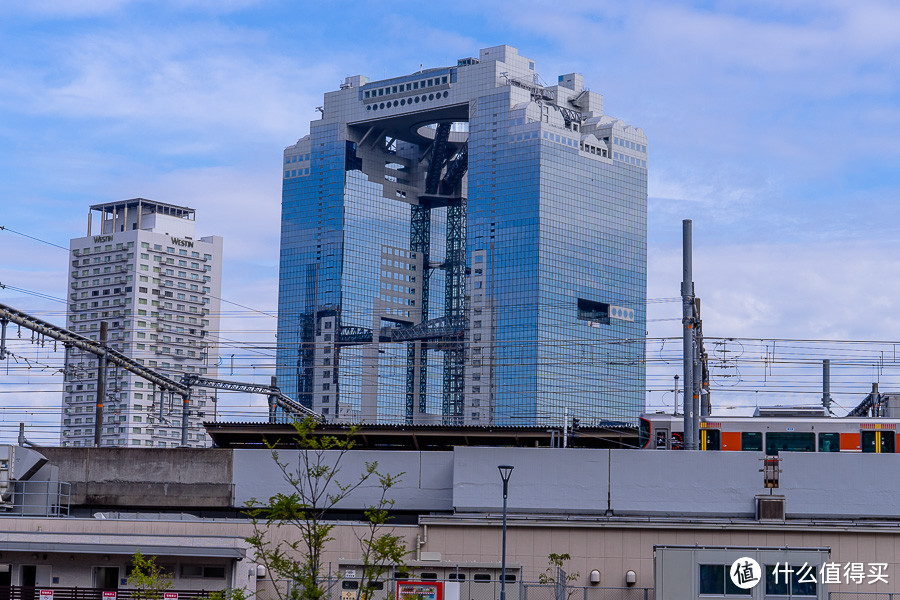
355;471;409;600
208;589;249;600
246;417;407;600
538;553;579;600
126;552;173;600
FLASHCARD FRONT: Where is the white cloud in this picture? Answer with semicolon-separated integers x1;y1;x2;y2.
0;24;335;145
647;237;900;414
8;0;268;18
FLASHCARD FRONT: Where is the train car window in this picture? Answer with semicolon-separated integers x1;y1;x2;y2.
701;429;720;450
741;432;762;451
818;432;840;452
655;429;668;449
765;432;815;455
639;419;651;448
862;431;896;453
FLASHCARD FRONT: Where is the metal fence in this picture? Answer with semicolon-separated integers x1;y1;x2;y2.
319;578;652;600
524;584;653;600
829;593;898;600
0;587;210;600
3;481;71;517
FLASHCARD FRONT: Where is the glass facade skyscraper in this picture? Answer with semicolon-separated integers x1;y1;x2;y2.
277;45;646;426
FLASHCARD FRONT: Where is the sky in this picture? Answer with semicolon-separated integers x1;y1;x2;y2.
1;0;900;442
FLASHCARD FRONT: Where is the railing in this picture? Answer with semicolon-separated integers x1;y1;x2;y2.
318;578;653;600
829;593;897;599
0;481;71;517
0;588;211;600
524;583;654;600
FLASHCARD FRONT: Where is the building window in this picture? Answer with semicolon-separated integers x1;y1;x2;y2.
699;565;750;596
180;565;226;579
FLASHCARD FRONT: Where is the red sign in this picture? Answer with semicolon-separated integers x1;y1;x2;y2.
102;592;117;600
39;591;53;600
397;582;442;600
164;594;178;600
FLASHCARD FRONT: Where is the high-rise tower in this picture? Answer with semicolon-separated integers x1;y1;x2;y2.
277;45;646;426
62;199;223;447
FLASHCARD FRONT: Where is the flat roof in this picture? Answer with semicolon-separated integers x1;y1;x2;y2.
89;198;195;218
0;541;244;558
204;421;639;450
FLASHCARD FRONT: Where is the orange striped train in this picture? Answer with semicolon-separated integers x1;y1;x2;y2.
639;407;900;454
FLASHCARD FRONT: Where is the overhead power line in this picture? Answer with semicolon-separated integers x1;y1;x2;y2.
0;225;69;251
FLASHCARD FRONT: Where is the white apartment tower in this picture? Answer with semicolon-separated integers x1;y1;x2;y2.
61;199;223;447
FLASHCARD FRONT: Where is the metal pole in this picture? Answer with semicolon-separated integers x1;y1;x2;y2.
501;479;508;600
562;407;568;449
498;465;514;600
0;319;8;360
269;376;279;423
822;359;833;414
180;392;190;446
94;322;108;447
693;336;702;448
681;220;695;450
696;298;710;419
673;374;680;415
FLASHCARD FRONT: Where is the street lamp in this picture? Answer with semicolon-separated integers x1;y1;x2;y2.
498;464;514;600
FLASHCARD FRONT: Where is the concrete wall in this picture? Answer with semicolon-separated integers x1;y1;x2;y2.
453;447;611;513
36;445;900;520
608;449;761;517
780;452;900;518
232;449;453;511
40;448;233;508
450;447;900;519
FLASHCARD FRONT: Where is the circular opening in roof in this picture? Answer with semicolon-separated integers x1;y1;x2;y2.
414;121;469;144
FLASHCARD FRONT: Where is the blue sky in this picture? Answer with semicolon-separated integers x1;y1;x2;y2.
2;0;900;440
